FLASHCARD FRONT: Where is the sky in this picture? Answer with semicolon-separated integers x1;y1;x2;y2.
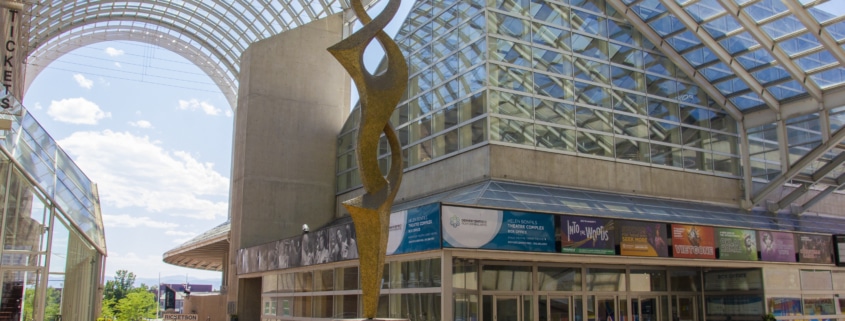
20;1;414;286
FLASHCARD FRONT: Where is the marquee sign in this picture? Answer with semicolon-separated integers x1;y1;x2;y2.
1;1;24;116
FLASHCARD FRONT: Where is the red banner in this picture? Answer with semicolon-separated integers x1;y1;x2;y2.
671;224;716;259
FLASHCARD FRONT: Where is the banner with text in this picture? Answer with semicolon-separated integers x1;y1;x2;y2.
759;231;796;262
387;203;441;255
560;215;615;255
796;234;833;264
0;2;24;115
716;228;758;261
671;224;715;259
442;206;555;252
620;221;668;257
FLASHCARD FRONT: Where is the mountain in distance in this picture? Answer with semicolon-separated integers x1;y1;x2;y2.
134;275;223;291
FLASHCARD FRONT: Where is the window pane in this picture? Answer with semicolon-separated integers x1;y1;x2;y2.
538;266;582;291
481;265;532;291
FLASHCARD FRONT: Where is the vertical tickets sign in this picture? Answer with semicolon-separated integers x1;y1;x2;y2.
1;1;23;115
560;215;615;255
671;224;715;259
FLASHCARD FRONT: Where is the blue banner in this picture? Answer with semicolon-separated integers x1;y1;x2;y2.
386;203;441;255
442;206;555;252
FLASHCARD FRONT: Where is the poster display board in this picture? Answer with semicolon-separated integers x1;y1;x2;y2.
442;206;555;252
560;215;615;255
705;269;763;291
387;203;441;255
759;231;796;262
671;224;715;259
705;296;764;316
619;221;668;257
796;234;833;264
835;235;845;267
716;228;758;261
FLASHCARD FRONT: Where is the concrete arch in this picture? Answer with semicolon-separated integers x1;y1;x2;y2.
25;26;238;108
20;0;351;109
28;12;245;72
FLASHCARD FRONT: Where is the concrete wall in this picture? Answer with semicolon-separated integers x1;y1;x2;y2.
337;144;746;211
488;145;744;206
227;13;349;318
336;146;491;216
183;295;227;321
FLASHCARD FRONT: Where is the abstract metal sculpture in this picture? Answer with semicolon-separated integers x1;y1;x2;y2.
327;0;407;318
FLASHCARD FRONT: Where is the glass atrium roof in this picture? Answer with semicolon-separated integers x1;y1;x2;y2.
20;0;361;108
602;0;845;214
607;0;845;123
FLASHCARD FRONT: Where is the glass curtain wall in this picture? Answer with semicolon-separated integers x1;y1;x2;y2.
0;102;106;321
336;0;744;193
261;257;442;321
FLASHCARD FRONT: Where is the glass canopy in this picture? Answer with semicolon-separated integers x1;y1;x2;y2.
605;0;845;214
20;0;361;108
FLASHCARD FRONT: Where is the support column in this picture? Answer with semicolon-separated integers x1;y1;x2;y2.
226;13;350;320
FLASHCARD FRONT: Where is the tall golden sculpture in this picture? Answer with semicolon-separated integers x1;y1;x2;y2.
327;0;407;318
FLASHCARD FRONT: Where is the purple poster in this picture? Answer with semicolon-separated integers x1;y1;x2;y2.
759;231;796;262
796;234;833;264
560;215;615;255
620;221;668;257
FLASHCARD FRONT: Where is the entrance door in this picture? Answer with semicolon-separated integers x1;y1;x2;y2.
483;295;532;321
632;297;660;321
595;296;618;321
495;296;522;321
674;296;697;321
540;296;571;321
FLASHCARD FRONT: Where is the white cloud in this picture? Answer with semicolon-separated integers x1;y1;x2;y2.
114;62;122;68
47;98;111;125
33;102;43;110
73;74;94;89
105;251;221;279
103;214;178;229
129;120;153;128
58;130;229;220
165;230;199;244
105;47;125;57
178;99;226;116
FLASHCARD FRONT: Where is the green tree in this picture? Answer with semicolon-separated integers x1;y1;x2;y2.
104;270;136;303
100;298;117;321
22;287;62;321
115;291;156;321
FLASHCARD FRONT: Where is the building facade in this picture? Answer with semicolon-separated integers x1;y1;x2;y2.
230;0;845;320
0;97;106;321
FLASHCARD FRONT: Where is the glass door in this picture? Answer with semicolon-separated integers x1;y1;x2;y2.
495;296;521;321
674;296;697;321
595;296;618;321
632;297;659;321
540;296;571;321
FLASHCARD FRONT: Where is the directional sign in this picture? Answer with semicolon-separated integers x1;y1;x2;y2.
164;314;198;320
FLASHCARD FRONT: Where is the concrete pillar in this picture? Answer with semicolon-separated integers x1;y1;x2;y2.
226;13;350;318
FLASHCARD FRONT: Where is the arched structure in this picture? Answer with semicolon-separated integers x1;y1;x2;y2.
19;0;365;108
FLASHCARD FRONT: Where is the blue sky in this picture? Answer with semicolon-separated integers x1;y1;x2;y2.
25;42;233;281
21;2;414;284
